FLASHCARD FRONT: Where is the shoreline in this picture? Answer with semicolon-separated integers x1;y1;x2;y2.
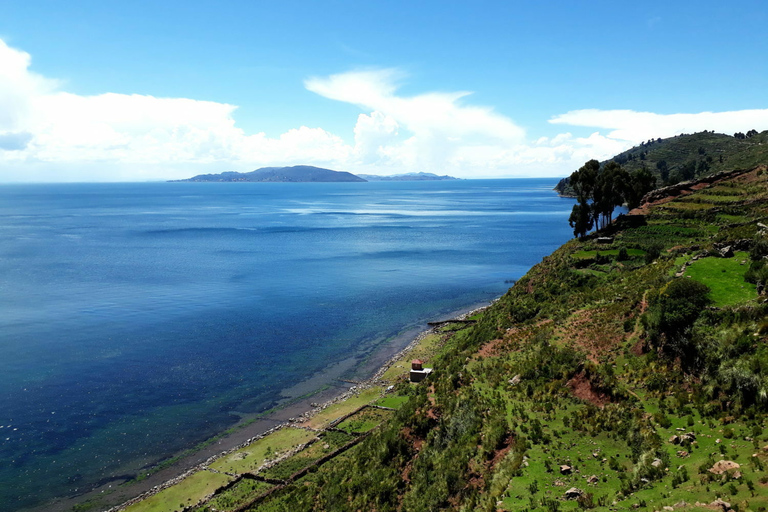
37;300;493;512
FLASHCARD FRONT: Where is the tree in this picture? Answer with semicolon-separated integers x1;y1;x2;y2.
570;159;599;202
656;160;669;184
625;167;657;209
567;160;599;239
680;160;696;181
696;159;710;176
568;199;593;239
594;161;629;228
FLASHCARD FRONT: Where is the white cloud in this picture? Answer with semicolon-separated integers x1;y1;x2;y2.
550;108;768;144
3;36;768;182
0;39;352;182
305;69;528;175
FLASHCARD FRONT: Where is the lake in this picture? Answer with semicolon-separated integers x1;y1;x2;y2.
0;179;575;510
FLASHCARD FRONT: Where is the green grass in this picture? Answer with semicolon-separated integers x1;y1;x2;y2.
260;431;354;480
300;386;384;430
336;407;393;433
374;394;410;409
572;248;646;260
123;470;231;512
208;427;316;475
683;251;757;307
192;478;272;512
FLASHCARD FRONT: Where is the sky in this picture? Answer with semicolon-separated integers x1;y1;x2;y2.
1;1;767;182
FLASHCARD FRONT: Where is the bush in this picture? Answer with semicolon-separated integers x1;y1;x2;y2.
642;278;711;365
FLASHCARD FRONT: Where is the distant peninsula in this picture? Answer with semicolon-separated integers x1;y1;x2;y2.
170;165;367;183
356;172;458;181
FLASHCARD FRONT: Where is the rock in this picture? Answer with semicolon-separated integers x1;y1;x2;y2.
733;470;742;479
587;475;599;484
553;480;565;486
709;460;740;475
663;506;674;511
719;246;734;258
564;487;584;499
676;450;689;458
674;500;687;508
711;498;731;511
508;374;521;386
669;435;680;444
651;458;663;468
560;464;573;475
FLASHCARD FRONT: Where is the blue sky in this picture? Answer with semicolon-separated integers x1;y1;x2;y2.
1;1;767;181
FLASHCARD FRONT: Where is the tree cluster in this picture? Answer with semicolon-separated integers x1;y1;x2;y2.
734;129;759;139
568;160;656;238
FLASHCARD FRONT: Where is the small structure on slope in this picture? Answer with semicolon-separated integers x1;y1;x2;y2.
409;359;433;383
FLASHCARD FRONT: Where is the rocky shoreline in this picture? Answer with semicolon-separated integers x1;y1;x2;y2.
99;303;492;512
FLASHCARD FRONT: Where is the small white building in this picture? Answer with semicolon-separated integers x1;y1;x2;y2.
409;359;433;383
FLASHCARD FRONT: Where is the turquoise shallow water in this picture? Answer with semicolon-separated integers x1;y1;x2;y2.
0;179;575;510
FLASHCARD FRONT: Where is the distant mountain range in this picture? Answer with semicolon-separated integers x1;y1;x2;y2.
356;172;458;181
170;167;458;183
170;165;366;183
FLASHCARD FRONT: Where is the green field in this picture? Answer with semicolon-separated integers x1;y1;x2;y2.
124;470;231;512
684;251;757;306
260;431;354;480
208;427;317;475
192;478;272;512
374;394;410;409
336;407;393;433
300;386;384;430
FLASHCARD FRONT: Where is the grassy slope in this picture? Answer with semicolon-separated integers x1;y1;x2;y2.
247;166;768;511
555;130;768;195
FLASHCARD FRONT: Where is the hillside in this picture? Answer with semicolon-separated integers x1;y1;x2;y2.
223;165;765;511
110;163;768;512
171;165;366;183
556;130;768;196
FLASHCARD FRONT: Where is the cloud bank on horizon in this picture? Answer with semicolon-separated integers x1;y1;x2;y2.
2;38;768;182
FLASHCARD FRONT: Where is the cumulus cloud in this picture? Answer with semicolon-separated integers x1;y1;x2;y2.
0;39;351;182
3;36;768;182
305;69;527;174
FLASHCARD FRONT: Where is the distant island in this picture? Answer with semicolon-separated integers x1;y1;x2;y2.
356;172;458;181
171;167;460;183
170;165;367;183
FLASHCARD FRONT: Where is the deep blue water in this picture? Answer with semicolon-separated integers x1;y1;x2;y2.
0;179;575;510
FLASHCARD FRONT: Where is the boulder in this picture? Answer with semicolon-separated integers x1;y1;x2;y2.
564;487;584;499
709;460;740;475
711;498;731;512
718;245;734;258
587;475;599;484
560;464;572;475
